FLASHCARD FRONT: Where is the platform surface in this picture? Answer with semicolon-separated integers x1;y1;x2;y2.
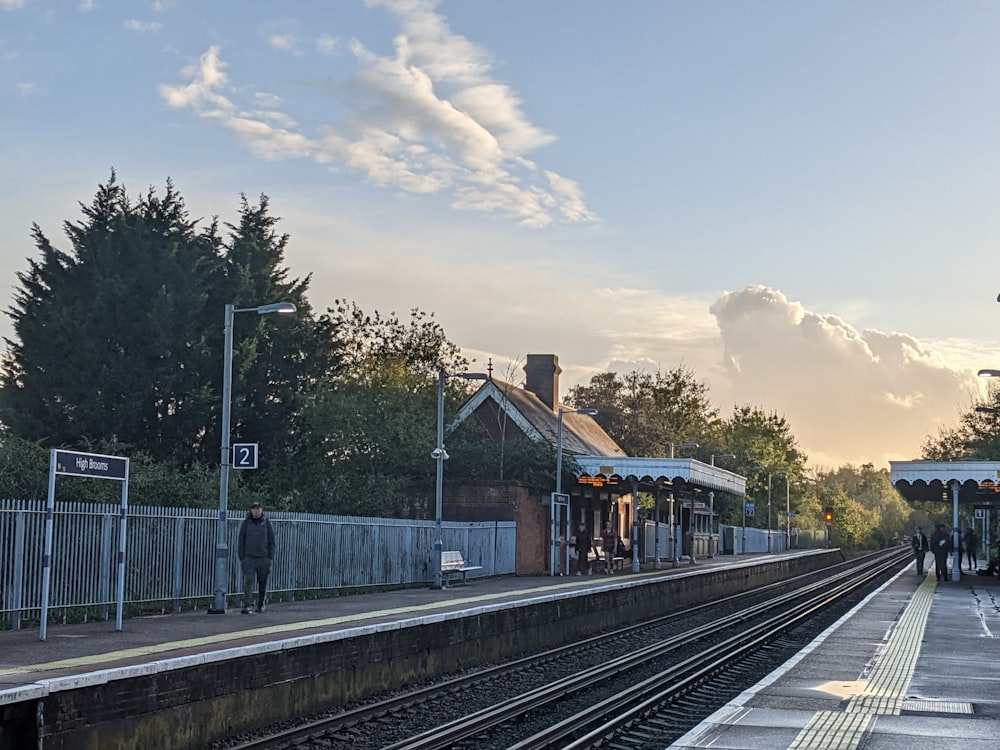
670;566;1000;750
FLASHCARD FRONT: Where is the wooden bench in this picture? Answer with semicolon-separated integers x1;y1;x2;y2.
440;550;483;587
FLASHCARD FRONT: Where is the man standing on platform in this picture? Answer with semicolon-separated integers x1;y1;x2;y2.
911;526;929;576
238;502;276;614
929;523;951;582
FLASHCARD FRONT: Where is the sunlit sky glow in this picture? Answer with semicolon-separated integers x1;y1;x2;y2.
4;0;1000;470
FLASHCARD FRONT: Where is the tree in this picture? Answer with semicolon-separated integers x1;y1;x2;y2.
921;388;1000;461
0;173;221;464
713;404;808;527
275;303;474;515
566;365;719;458
213;196;341;482
0;174;340;492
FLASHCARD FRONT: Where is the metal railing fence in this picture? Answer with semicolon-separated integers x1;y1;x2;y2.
0;499;515;629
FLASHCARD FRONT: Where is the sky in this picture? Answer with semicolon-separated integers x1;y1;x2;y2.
3;0;1000;471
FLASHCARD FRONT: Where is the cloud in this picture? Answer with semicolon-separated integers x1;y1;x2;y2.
124;19;161;33
316;33;343;56
1;0;25;10
16;81;37;96
709;286;975;468
159;46;233;111
267;34;301;54
157;1;593;227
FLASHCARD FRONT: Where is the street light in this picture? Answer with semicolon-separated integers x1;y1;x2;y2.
432;370;488;590
669;441;699;458
767;472;773;553
778;473;790;550
708;453;735;558
209;301;296;615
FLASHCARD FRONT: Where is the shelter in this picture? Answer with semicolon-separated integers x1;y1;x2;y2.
453;354;747;573
890;460;1000;580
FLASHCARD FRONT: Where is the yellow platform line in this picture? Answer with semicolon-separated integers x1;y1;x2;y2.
788;573;936;749
0;576;610;677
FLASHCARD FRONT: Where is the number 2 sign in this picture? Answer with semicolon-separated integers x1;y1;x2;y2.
232;443;259;469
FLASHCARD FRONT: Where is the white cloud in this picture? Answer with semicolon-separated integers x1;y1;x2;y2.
16;81;37;96
157;1;594;227
316;33;343;56
267;34;301;54
1;0;25;10
708;286;975;469
159;45;233;111
124;19;161;33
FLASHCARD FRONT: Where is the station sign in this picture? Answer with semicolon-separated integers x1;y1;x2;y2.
232;443;259;470
53;449;128;480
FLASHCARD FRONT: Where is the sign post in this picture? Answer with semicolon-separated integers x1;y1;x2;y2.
550;492;569;576
42;449;130;640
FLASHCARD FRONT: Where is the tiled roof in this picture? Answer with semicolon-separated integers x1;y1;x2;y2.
455;378;626;458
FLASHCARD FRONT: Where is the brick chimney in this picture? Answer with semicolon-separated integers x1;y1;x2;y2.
524;354;561;411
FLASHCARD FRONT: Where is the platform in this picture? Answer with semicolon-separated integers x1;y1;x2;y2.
671;568;1000;750
0;553;748;697
1;552;995;749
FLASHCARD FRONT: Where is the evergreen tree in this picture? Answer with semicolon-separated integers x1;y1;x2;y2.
0;174;340;490
0;173;221;463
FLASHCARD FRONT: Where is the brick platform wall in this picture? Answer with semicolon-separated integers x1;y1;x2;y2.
11;551;844;749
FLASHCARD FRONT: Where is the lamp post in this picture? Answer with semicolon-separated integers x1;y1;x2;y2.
778;473;790;550
209;301;296;615
708;453;734;558
555;407;597;576
767;472;773;553
433;370;488;589
669;441;699;458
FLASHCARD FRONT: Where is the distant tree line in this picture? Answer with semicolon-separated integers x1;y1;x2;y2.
0;173;939;549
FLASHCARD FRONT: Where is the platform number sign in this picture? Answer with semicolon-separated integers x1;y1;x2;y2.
232;443;259;470
745;502;755;517
975;508;986;519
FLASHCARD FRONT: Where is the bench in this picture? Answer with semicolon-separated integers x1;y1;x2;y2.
440;550;483;587
586;544;626;572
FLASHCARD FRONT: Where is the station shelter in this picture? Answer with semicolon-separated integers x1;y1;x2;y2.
890;459;1000;580
450;354;746;574
572;455;746;572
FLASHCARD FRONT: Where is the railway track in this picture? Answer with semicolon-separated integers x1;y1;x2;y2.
221;548;910;750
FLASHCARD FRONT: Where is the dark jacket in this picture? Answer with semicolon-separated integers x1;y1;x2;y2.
573;528;591;555
238;513;276;560
929;527;952;557
963;530;979;553
911;531;928;552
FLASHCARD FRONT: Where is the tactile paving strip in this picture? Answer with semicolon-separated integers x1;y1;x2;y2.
788;574;937;749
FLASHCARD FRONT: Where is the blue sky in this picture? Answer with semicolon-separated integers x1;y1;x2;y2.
3;0;1000;469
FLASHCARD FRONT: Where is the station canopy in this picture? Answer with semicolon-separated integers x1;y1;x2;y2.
890;460;1000;507
573;456;746;497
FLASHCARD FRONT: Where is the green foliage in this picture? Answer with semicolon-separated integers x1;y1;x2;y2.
921;387;1000;461
566;365;719;457
0;174;221;463
0;174;339;482
447;417;558;490
0;434;224;506
260;303;479;515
